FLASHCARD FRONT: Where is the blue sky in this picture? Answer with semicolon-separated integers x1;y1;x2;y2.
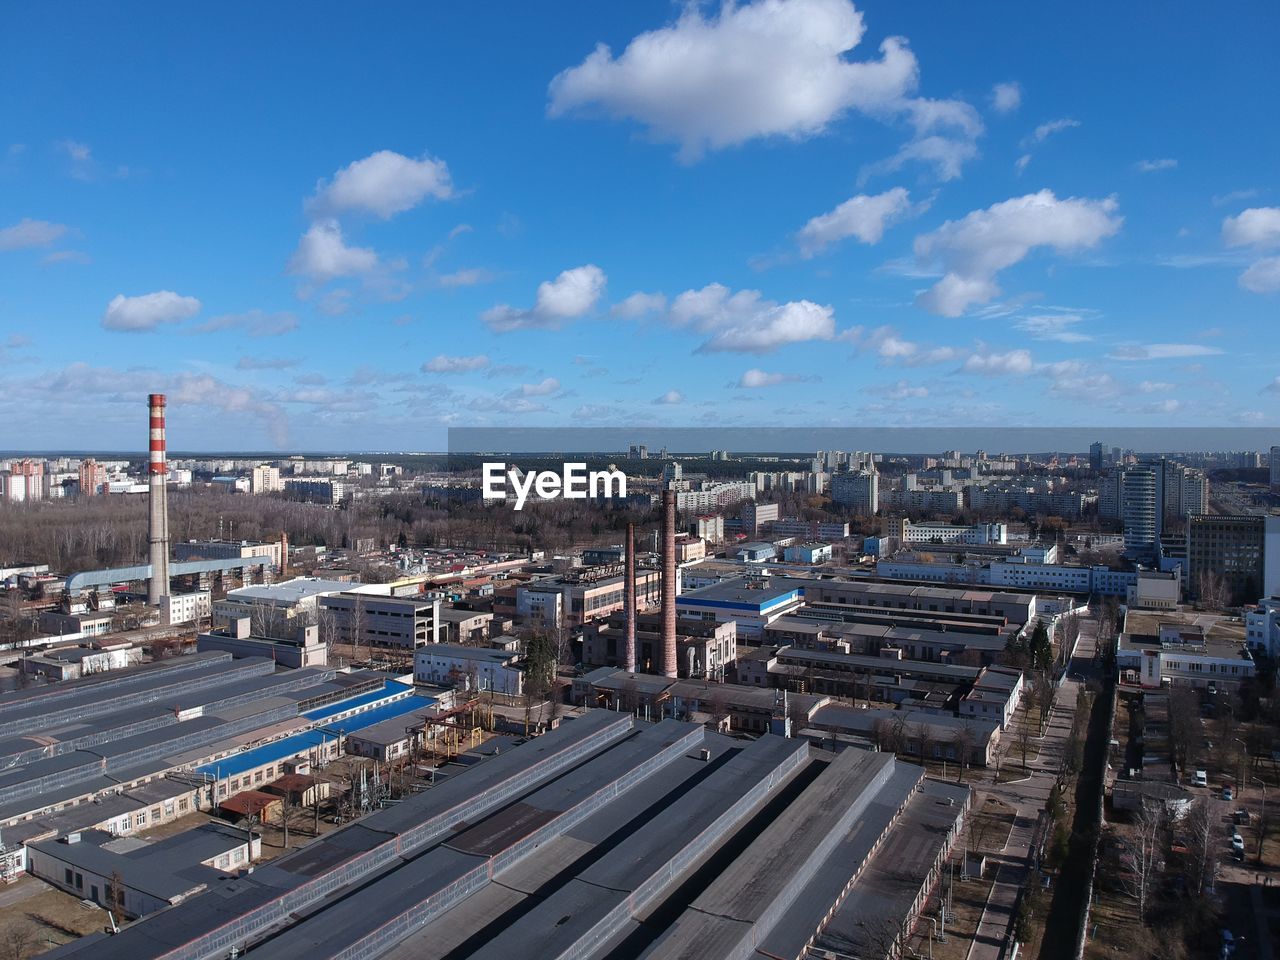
1;0;1278;452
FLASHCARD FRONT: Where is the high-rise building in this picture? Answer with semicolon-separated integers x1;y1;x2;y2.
1271;445;1280;494
1089;441;1105;471
1187;514;1266;605
77;459;109;496
831;470;879;515
1117;461;1162;559
251;463;282;494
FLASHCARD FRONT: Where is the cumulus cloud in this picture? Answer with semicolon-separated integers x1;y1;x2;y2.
961;347;1034;376
913;190;1123;316
1240;256;1280;294
549;0;977;177
423;354;490;373
192;310;298;338
736;368;806;388
549;0;916;160
1138;380;1173;393
886;379;929;399
102;291;201;332
1222;207;1280;248
1013;314;1092;342
287;220;379;282
483;264;607;332
1135;158;1177;173
856;325;962;366
990;82;1021;113
797;187;917;255
611;291;667;318
667;283;837;353
308;150;453;219
653;390;684;405
1107;343;1225;361
0;218;70;251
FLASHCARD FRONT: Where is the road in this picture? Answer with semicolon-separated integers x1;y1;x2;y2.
962;619;1100;960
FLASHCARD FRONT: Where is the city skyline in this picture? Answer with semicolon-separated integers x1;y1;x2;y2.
2;0;1278;450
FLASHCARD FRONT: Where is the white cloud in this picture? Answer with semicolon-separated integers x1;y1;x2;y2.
193;310;298;337
611;291;667;318
1025;117;1080;145
516;377;561;397
797;187;916;255
1138;380;1174;393
737;368;802;388
668;283;836;353
863;135;977;183
913;190;1123;316
0;218;70;251
287;220;378;281
653;390;684;405
1240;256;1280;294
308;150;452;219
549;0;972;169
1107;343;1225;361
961;348;1034;376
237;356;298;371
1222;207;1280;248
886;379;929;399
990;82;1021;113
423;354;490;373
1264;377;1280;395
856;326;962;366
482;264;607;332
1135;158;1177;173
1014;154;1031;176
102;291;201;332
1014;314;1092;342
437;267;496;288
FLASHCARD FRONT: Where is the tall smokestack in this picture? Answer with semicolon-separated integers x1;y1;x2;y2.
624;522;637;673
147;393;170;606
661;490;677;679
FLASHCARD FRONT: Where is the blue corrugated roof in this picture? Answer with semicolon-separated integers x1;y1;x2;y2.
302;680;412;722
195;729;331;781
322;695;437;734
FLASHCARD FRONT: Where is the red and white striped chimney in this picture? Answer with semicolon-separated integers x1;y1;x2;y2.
147;393;171;605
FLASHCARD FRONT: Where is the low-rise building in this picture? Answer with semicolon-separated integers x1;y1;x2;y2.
515;566;660;628
958;665;1025;729
197;617;328;668
162;591;211;627
783;542;832;564
1118;611;1255;690
318;591;442;649
676;575;804;638
413;642;524;696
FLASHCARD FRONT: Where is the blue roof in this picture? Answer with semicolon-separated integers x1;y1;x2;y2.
195;729;331;781
321;695;437;735
197;690;435;781
303;680;413;722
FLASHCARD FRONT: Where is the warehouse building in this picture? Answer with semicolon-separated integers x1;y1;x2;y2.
46;712;968;960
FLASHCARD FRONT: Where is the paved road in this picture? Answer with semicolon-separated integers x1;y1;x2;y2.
0;875;53;909
962;619;1100;960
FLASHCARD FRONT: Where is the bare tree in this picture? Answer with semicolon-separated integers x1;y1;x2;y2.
1120;798;1166;921
1195;569;1231;610
1184;797;1219;897
0;920;36;960
1167;687;1201;778
277;794;304;848
1016;712;1034;771
107;869;126;922
952;723;977;781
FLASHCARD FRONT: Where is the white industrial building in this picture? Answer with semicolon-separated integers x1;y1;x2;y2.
413;643;524;696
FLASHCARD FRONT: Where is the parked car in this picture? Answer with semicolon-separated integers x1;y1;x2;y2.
1223;784;1235;801
1222;929;1236;958
1234;808;1251;825
1193;770;1208;787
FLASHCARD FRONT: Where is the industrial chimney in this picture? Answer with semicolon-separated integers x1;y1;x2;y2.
661;490;677;679
624;522;637;673
146;394;171;606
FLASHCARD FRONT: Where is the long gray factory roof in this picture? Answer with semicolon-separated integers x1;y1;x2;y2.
41;710;636;960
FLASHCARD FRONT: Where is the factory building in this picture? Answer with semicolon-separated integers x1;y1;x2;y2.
44;713;968;960
318;591;443;649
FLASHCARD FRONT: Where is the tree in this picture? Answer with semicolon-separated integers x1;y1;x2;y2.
107;869;126;922
952;723;977;780
1167;687;1201;778
277;793;304;848
1195;569;1231;610
1185;797;1219;897
0;920;36;960
1016;712;1034;771
1120;799;1166;921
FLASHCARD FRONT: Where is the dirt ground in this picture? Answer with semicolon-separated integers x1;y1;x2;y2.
0;877;110;956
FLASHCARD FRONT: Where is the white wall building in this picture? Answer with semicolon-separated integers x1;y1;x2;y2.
413;643;524;696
